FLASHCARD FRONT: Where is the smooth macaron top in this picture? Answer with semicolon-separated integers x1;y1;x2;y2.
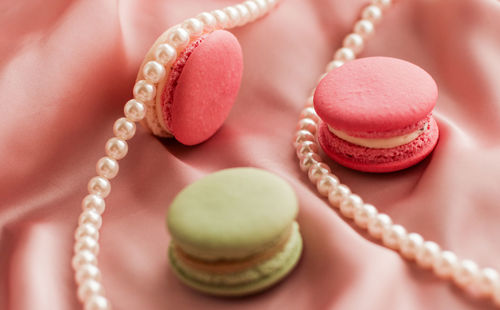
314;57;438;137
167;168;298;261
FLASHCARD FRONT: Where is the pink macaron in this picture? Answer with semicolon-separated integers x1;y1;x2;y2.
314;57;439;173
138;29;243;146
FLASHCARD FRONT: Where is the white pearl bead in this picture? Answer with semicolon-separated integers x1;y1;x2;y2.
362;5;383;24
382;224;406;250
433;250;458;279
154;43;177;66
133;80;156;102
308;162;331;184
82;194;106;215
142;60;166;84
328;184;351;208
79;209;102;229
453;259;480;288
76;264;102;285
75;223;100;241
367;213;392;239
88;176;111;198
316;174;339;197
326;60;344;72
354;19;375;39
244;1;260;20
372;0;392;10
299;107;320;123
105;137;128;160
75;236;100;256
78;279;104;302
113;117;136;141
181;18;204;37
224;6;241;28
85;295;111;310
400;232;424;260
211;10;229;29
299;152;321;172
254;0;268;12
72;250;97;270
294;129;316;147
167;27;190;49
235;4;250;26
297;118;317;135
415;241;440;269
354;203;377;229
306;95;314;107
196;12;217;32
124;99;146;122
339;194;363;219
343;33;364;55
334;47;355;62
96;157;119;180
475;268;499;297
296;140;319;157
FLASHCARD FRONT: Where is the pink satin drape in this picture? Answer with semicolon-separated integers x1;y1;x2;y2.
1;0;500;309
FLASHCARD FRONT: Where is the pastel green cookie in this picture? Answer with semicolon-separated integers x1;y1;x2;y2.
166;167;303;296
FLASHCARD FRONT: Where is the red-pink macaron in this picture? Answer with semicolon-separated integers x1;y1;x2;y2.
314;57;439;173
137;29;243;145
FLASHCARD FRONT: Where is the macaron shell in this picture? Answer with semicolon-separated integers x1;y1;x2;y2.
167;168;298;260
166;30;243;145
314;57;438;136
318;117;439;173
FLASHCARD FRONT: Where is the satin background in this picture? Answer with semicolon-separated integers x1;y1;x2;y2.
1;0;500;309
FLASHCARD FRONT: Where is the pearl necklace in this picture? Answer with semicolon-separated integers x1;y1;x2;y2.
71;1;278;309
294;0;500;307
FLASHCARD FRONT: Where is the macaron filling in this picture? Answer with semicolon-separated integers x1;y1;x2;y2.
328;121;428;149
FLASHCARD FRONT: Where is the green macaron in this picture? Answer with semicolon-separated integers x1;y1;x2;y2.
166;167;303;296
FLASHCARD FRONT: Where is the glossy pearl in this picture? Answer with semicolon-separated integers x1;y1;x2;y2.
79;209;102;229
167;27;190;49
334;47;355;62
326;60;344;72
415;241;440;269
72;250;97;270
343;33;364;54
75;236;100;256
235;4;250;26
142;60;166;84
297;118;317;134
354;19;375;38
367;213;392;239
299;107;320;123
476;268;499;297
224;6;241;28
85;296;110;310
453;259;480;288
382;224;406;250
96;157;119;180
294;129;315;147
133;80;156;102
244;1;260;20
362;5;383;24
113;117;136;141
82;194;105;214
105;137;128;160
78;279;104;302
339;194;363;219
328;184;351;208
316;174;339;197
254;0;268;12
308;162;331;184
433;250;458;279
124;99;146;122
75;223;100;241
400;232;424;260
299;152;321;172
181;18;204;37
354;203;377;229
88;176;111;198
154;43;177;66
196;12;217;31
306;95;314;107
211;9;229;29
76;264;102;285
296;140;319;158
372;0;392;10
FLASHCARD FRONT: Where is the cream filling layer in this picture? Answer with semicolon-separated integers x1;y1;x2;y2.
328;123;427;149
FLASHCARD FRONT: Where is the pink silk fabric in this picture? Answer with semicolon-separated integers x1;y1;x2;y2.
1;0;500;309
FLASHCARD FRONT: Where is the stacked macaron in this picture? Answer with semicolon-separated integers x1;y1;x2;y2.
166;168;303;296
314;57;439;173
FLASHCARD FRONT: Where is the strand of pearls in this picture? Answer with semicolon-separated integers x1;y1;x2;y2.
295;0;500;306
72;1;279;309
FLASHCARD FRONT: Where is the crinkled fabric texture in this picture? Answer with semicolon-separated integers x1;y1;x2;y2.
1;0;500;310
